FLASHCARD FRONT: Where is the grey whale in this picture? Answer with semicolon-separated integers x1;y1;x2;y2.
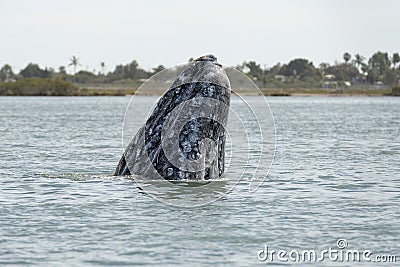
115;55;231;180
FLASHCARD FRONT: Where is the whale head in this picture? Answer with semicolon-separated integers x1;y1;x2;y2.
115;55;231;180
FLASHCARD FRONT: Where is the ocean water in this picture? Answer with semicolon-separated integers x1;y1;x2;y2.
0;96;399;266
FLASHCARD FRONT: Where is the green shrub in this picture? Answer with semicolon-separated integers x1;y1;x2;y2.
392;86;400;96
0;78;81;96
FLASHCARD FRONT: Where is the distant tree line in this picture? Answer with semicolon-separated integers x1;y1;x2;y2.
0;56;166;86
1;51;399;88
237;51;400;88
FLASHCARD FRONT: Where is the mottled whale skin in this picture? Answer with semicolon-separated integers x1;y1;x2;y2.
115;55;231;180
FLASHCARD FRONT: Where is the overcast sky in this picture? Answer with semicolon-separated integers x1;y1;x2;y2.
1;0;399;73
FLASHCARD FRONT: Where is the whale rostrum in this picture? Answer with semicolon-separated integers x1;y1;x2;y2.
114;55;231;180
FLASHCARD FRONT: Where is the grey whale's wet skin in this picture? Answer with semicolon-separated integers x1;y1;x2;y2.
115;55;231;180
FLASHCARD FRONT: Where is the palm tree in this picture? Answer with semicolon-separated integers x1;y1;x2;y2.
392;53;400;68
100;62;106;75
354;54;364;67
354;54;365;72
68;56;80;75
343;52;351;64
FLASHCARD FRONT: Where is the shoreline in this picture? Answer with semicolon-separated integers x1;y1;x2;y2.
0;92;395;97
0;81;396;97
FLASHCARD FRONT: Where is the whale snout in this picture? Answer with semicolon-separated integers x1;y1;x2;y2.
195;55;217;63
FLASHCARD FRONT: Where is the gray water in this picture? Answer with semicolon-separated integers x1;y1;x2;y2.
0;96;399;266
